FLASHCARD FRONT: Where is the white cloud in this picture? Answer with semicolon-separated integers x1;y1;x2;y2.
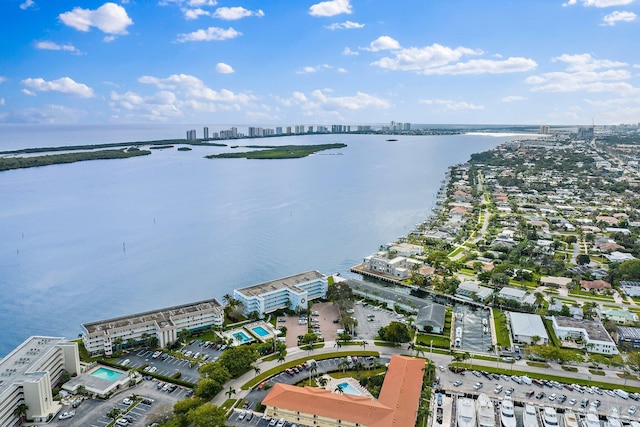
20;0;35;10
602;10;637;25
364;36;401;52
527;53;636;94
183;8;211;19
110;73;257;120
325;20;364;30
22;89;36;96
419;98;485;111
309;0;352;17
21;77;94;98
502;95;527;102
0;104;88;124
215;63;235;74
0;77;7;84
159;0;217;6
212;7;264;20
0;98;5;106
337;67;347;73
276;89;389;113
35;41;81;54
342;47;358;56
59;2;133;35
564;0;634;6
176;26;241;42
369;41;536;75
296;64;333;74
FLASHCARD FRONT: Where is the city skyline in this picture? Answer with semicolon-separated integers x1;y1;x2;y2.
1;0;639;125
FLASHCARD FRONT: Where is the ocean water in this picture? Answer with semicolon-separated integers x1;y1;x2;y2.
0;127;513;356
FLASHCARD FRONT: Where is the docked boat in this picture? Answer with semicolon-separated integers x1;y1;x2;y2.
457;397;476;427
563;411;579;427
582;408;600;427
607;407;622;427
541;406;558;427
499;397;516;427
476;393;495;427
522;403;539;427
455;326;463;347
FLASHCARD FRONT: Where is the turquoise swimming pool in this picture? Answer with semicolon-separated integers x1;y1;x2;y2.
251;326;270;337
90;367;123;382
233;331;252;343
337;381;361;396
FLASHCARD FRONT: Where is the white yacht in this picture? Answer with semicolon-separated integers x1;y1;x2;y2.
457;397;477;427
563;411;579;427
499;397;516;427
522;403;539;427
582;408;601;427
541;406;558;427
476;393;495;427
607;408;622;427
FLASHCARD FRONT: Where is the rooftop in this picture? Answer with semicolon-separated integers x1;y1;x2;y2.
617;326;640;340
262;355;424;427
0;336;70;396
553;316;614;343
83;298;222;334
235;270;324;298
508;312;548;339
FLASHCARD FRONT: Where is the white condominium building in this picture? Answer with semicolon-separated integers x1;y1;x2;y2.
552;315;618;354
82;299;224;356
234;271;328;317
0;336;80;426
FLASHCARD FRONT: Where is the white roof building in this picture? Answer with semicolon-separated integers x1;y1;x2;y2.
507;312;548;345
0;337;80;426
551;316;618;355
456;281;493;301
498;287;536;306
604;251;635;262
234;271;328;317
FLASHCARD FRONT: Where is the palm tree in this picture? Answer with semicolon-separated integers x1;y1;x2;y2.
354;361;365;378
334;384;344;394
112;337;123;353
13;403;28;421
462;351;471;368
361;340;368;350
317;376;328;388
338;359;350;373
253;365;261;377
408;342;417;356
225;386;236;399
309;365;318;385
277;352;286;363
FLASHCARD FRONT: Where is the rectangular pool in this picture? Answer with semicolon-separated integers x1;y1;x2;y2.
337;381;362;396
251;326;270;337
90;367;123;382
233;331;253;343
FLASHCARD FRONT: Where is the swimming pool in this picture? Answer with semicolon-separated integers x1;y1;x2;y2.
233;331;252;343
337;381;362;396
90;367;124;382
251;326;270;337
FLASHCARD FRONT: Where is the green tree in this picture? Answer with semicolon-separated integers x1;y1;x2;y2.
13;403;28;421
253;365;261;377
199;363;231;385
195;378;224;400
378;321;411;344
186;403;228;427
225;386;236;399
334;384;344;394
173;397;204;416
576;254;591;265
217;345;258;377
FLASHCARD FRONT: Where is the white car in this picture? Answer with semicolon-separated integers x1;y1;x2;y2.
123;398;133;405
277;418;286;427
58;411;75;420
629;406;637;415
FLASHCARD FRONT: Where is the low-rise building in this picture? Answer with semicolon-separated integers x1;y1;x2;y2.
620;281;640;297
415;303;446;333
456;281;493;301
498;287;536;306
0;337;80;426
596;307;638;324
234;270;328;317
580;280;611;292
388;243;424;257
507;312;549;345
362;252;422;279
551;316;618;354
262;355;424;427
614;326;640;349
82;299;224;356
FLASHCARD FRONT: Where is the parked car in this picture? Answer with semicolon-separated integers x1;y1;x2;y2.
58;411;75;420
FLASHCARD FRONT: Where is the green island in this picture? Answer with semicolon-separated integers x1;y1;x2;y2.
205;143;347;159
0;148;151;172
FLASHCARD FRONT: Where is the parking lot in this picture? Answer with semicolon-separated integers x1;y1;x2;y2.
117;343;225;384
440;367;639;419
49;379;192;427
351;301;404;340
281;302;340;348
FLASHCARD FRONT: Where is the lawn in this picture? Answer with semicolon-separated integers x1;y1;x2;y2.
416;333;450;349
492;309;511;348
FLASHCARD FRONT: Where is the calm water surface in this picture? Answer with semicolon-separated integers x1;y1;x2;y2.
0;128;512;356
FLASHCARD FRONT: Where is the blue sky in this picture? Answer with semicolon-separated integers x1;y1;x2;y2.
1;0;639;126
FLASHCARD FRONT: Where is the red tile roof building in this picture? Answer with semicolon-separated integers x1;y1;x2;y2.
261;355;425;427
